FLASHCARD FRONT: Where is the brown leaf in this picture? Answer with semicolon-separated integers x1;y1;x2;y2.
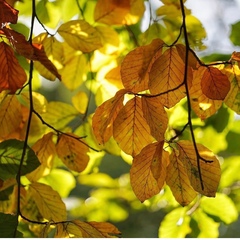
92;89;127;145
0;0;18;24
113;96;154;156
166;150;197;206
121;38;164;92
56;133;89;173
0;41;27;93
130;142;168;202
141;96;168;141
178;140;221;197
201;66;230;100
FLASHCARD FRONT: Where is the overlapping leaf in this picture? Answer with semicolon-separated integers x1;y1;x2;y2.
149;47;192;108
166;150;197;206
113;96;154;156
57;20;102;53
0;42;27;93
201;66;230;100
190;66;222;120
0;0;18;24
29;182;67;222
121;38;164;92
92;89;127;145
130;141;168;202
177;140;221;197
56;133;89;172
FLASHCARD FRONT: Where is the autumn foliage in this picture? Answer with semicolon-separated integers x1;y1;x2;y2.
0;0;240;238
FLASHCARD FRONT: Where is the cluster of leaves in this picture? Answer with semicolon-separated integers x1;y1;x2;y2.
0;0;240;238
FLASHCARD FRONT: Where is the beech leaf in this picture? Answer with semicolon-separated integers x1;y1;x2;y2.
0;0;18;24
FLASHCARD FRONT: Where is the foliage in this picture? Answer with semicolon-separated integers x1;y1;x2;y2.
0;0;240;238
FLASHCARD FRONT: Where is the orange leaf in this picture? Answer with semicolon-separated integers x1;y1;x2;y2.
0;41;27;93
0;0;18;24
190;66;222;120
92;89;127;145
149;47;192;108
121;39;164;93
113;96;154;156
105;66;124;89
56;133;89;172
178;140;221;197
201;66;230;100
141;96;168;141
166;150;197;206
130;142;168;202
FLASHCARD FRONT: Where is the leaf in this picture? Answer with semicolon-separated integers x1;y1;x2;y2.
26;132;55;182
149;47;191;108
0;212;18;237
105;66;124;89
166;150;197;206
113;96;154;156
0;95;22;139
201;193;238;225
94;0;145;25
177;140;221;197
0;0;18;24
92;89;127;145
121;38;164;92
0;41;27;93
29;182;67;222
130;142;168;202
0;139;40;180
56;133;89;172
201;66;230;100
190;66;222;120
72;91;88;114
159;207;191;238
230;21;240;46
141;96;168;141
57;19;102;53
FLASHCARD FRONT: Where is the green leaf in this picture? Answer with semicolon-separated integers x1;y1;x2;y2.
0;212;18;237
159;207;191;238
230;21;240;46
0;140;40;180
201;193;238;224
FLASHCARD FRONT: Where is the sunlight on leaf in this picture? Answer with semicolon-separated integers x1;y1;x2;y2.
72;91;88;114
0;0;18;24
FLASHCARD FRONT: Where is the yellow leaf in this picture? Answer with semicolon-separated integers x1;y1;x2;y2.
130;142;168;202
113;96;154;156
190;66;222;120
92;89;127;145
121;38;164;93
0;42;27;93
56;133;89;172
26;132;55;182
105;66;124;89
72;91;88;114
0;95;22;140
141;96;168;141
149;47;192;108
28;182;67;221
166;150;197;206
178;140;221;197
57;20;102;53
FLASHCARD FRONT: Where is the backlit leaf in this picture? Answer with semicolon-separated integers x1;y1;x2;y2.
0;95;22;139
130;142;168;202
0;42;27;93
149;47;191;108
0;0;18;24
113;96;154;156
0;139;40;180
56;133;89;172
92;89;127;145
230;21;240;46
159;207;191;238
166;150;197;206
201;66;230;100
72;91;88;114
57;20;102;53
141;96;168;141
121;38;164;92
29;182;67;222
105;66;124;89
190;66;222;120
178;140;221;197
